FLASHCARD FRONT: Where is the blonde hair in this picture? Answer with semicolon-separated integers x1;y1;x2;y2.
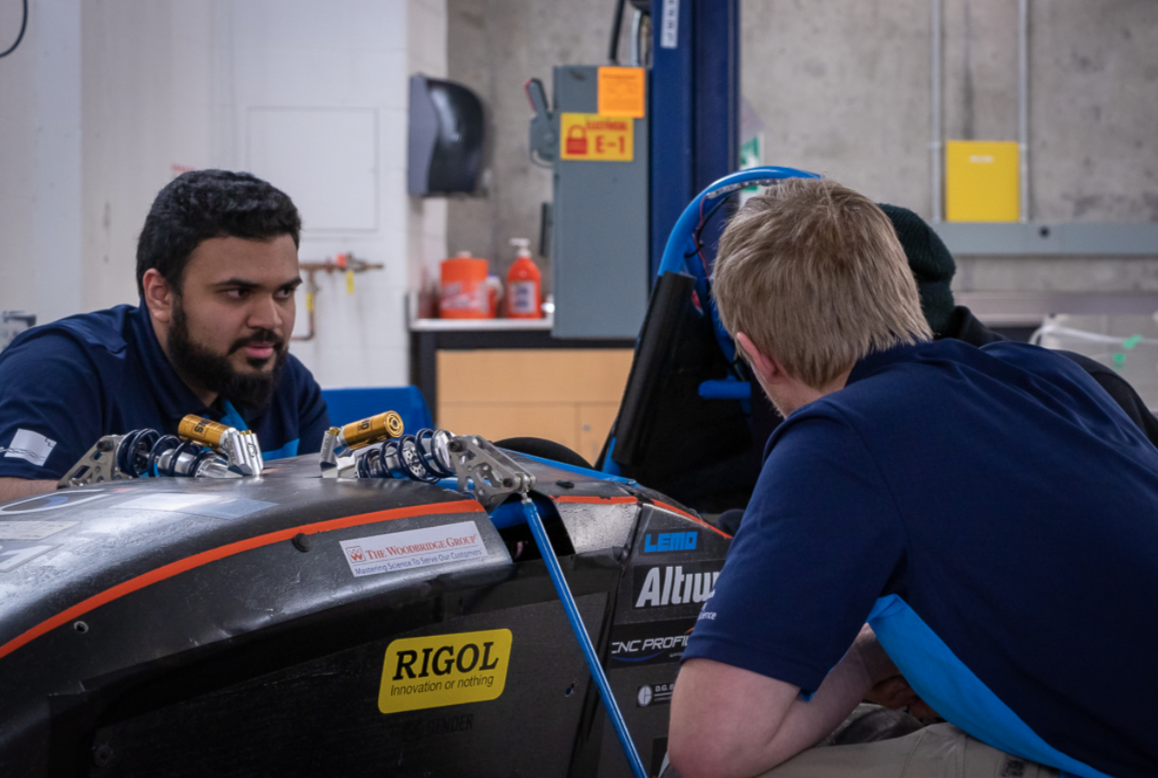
712;178;932;387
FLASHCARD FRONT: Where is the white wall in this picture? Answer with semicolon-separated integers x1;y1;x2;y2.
0;0;83;325
0;0;447;388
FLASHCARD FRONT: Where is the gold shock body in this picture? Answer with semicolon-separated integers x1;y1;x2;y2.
178;416;231;447
341;411;404;449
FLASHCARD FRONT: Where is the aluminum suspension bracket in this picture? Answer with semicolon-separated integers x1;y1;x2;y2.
445;435;535;510
177;416;263;476
58;435;129;489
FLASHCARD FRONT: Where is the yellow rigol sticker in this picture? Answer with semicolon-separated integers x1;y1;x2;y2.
560;113;634;162
597;66;646;118
378;629;513;714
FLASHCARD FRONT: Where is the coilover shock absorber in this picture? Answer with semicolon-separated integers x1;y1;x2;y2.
58;415;264;488
354;428;457;482
319;411;406;474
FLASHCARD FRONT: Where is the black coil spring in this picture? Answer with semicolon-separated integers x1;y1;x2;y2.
116;429;218;478
356;429;456;483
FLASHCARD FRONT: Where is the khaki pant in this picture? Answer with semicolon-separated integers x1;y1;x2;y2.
660;723;1059;778
755;723;1059;778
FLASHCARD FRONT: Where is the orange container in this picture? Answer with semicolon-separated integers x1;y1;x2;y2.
439;252;489;319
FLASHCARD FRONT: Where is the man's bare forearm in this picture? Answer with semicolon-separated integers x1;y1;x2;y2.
0;477;58;504
670;628;889;778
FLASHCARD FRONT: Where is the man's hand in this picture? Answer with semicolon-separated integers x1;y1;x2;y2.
0;477;57;504
856;624;940;718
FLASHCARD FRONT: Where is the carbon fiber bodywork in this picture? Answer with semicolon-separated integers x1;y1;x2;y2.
0;453;730;777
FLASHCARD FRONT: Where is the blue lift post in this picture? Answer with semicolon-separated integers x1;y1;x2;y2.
649;0;740;282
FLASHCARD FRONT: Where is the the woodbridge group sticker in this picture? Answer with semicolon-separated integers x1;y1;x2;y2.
378;629;512;714
340;521;487;577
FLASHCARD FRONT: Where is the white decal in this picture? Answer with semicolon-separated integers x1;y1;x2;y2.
0;490;110;514
635;566;719;608
660;0;680;48
119;494;275;519
3;429;57;466
0;544;55;572
0;520;78;541
340;521;487;578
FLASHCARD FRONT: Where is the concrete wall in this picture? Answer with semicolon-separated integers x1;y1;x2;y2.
741;0;1158;224
0;0;446;388
446;0;1158;299
445;0;627;286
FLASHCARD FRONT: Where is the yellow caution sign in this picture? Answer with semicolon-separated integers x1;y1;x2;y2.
378;629;513;714
560;113;634;162
598;66;646;118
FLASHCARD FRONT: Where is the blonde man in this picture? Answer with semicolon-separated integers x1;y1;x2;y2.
667;179;1158;778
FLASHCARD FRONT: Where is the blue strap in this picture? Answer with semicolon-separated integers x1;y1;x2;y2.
219;400;249;432
520;497;647;778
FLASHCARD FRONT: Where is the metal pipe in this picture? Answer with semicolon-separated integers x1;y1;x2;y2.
630;9;643;68
1018;0;1030;223
931;0;943;222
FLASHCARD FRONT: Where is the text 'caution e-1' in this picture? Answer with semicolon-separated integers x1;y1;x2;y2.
379;629;513;714
559;113;634;162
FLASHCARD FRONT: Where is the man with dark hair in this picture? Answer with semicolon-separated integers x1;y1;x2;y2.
0;170;329;502
880;202;1158;445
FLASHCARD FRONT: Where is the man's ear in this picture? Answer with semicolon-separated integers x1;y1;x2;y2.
736;332;788;386
141;269;175;325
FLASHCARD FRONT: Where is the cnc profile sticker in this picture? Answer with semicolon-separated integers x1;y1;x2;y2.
379;629;512;714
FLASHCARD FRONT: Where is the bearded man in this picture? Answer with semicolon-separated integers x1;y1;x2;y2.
0;170;329;502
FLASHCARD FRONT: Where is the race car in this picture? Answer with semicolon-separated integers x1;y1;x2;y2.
0;418;730;777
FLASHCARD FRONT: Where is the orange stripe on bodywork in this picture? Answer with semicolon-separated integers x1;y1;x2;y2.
552;495;638;505
0;499;482;662
652;500;733;539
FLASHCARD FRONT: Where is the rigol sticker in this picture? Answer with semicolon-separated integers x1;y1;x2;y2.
378;629;513;714
340;521;487;578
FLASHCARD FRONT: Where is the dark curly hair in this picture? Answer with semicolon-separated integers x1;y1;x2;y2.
135;170;302;297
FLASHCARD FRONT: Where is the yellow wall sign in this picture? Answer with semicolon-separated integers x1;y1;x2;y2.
560;113;634;162
378;629;512;714
945;140;1020;222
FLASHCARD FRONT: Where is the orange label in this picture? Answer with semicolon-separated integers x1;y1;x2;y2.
597;66;646;118
559;113;634;162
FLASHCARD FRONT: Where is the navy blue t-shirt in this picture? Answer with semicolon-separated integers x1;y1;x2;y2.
683;339;1158;778
0;303;329;479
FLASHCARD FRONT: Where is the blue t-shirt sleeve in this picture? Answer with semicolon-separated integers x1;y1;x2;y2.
0;334;106;480
295;364;330;454
683;409;908;694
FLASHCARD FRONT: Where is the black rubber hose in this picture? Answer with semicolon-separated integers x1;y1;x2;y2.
0;0;29;59
608;0;626;65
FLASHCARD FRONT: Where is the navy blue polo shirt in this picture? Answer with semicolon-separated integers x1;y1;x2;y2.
684;339;1158;778
0;303;329;480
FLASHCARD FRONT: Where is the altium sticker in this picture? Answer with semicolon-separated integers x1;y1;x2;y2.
633;563;721;608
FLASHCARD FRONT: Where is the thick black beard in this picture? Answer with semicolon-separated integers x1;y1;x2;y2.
167;300;288;412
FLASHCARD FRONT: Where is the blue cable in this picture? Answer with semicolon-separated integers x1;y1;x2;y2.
519;497;647;778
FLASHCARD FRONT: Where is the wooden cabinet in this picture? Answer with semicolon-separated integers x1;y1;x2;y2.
437;349;633;465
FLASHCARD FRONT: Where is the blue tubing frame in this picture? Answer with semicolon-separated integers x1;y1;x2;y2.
519;497;648;778
657;165;821;364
